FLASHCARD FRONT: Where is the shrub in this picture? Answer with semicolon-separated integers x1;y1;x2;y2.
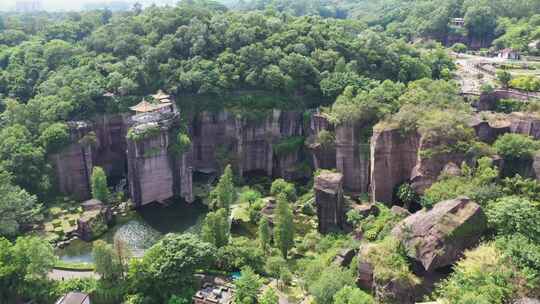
486;196;540;242
495;98;527;113
493;133;540;161
363;237;419;286
432;244;522;304
509;75;540;92
273;136;305;156
451;43;467;53
126;124;161;142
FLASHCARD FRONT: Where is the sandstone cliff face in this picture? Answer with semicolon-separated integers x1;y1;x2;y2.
508;112;540;139
127;113;193;207
314;172;344;234
190;110;304;177
50;121;94;201
336;122;370;193
410;137;468;195
370;128;420;204
93;114;130;180
306;113;336;170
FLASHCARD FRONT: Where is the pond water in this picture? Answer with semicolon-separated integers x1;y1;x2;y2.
56;200;208;264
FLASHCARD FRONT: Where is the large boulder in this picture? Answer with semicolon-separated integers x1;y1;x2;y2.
77;201;113;241
314;172;345;234
392;197;486;272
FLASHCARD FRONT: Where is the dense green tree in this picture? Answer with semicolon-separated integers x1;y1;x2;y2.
493;133;540;161
39;122;70;153
486;196;540;242
215;237;265;273
93;240;123;282
270;178;297;202
464;5;497;46
209;164;235;211
333;286;374;304
0;236;56;303
496;70;512;89
201;208;230;248
273;193;295;258
91;166;109;203
127;233;215;302
258;216;271;252
0;124;50;194
234;266;262;304
259;288;279;304
0;170;41;237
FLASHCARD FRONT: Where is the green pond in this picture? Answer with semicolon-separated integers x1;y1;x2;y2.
56;200;208;264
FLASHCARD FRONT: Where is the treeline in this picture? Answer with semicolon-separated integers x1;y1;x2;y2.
234;0;540;51
0;0;454;210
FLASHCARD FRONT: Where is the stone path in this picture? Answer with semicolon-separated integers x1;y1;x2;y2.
48;268;99;281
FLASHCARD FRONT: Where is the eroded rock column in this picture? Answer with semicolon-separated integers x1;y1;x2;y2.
315;171;345;234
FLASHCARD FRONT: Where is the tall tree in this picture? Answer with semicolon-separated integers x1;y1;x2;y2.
201;208;230;248
258;216;271;253
209;164;235;211
273;193;295;259
92;240;123;282
91;166;109;203
127;234;215;302
234;266;262;304
0;170;41;237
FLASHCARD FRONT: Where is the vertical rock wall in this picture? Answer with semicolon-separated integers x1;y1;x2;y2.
190;110;304;177
336;122;370;193
370;128;421;204
127;113;194;207
50;122;94;201
93;114;130;181
315;172;344;234
127;128;175;207
307;113;336;170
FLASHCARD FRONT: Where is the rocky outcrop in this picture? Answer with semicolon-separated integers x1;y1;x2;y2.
333;248;357;267
190;110;305;177
392;197;486;272
77;200;113;241
469;114;510;143
410;137;468;195
49;121;94;201
127;112;193;207
370;128;421;204
306;113;336;170
508;112;540;139
314;172;344;234
515;298;540;304
336;122;370;193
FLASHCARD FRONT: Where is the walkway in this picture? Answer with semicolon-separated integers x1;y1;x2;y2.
48;268;99;281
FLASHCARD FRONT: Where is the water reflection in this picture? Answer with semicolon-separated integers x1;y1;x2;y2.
56;200;207;263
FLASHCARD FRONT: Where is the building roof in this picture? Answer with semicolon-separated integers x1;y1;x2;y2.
56;292;89;304
152;90;171;103
129;100;172;113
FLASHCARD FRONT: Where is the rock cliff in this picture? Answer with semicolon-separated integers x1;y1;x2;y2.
93;114;130;181
336;122;370;193
314;171;345;234
49;121;94;200
370;128;421;204
306;113;336;170
127;112;193;207
190;110;305;177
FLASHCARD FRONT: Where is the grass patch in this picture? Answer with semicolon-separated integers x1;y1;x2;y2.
54;260;95;271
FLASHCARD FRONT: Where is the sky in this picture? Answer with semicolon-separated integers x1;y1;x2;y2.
0;0;178;11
